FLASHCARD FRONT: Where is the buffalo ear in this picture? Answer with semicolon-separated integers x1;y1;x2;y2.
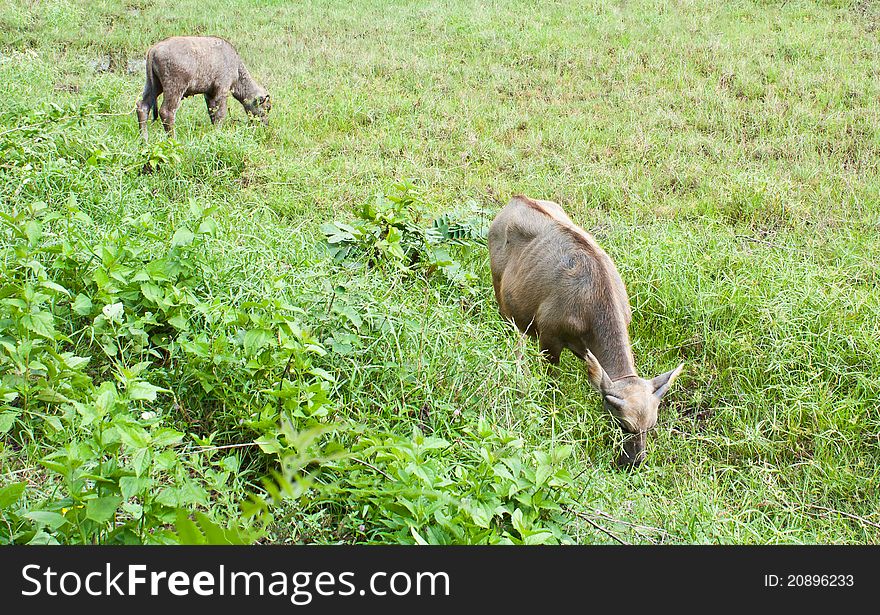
604;395;626;411
585;350;613;394
651;363;685;399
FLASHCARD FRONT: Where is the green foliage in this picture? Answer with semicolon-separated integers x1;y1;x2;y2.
172;510;256;545
0;191;250;543
243;420;573;545
141;138;183;174
321;180;484;287
321;420;573;544
0;129;335;543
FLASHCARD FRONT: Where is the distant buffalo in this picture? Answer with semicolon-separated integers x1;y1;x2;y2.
136;36;271;140
488;195;685;467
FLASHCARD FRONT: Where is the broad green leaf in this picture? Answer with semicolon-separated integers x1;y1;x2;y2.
132;447;152;477
421;437;451;450
94;383;118;416
524;532;555;545
145;258;174;281
194;512;230;544
151;428;184;448
168;313;189;330
101;302;124;322
140;282;165;304
511;508;527;538
219;456;240;473
127;380;168;402
43;414;63;431
86;496;122;523
62;353;90;370
467;501;493;529
197;218;218;235
120;476;150;500
554;445;573;461
115;422;151;448
175;510;205;545
243;329;274;356
194;512;251;545
492;463;514;481
156;487;181;508
38;458;68;475
332;303;363;329
171;227;195;247
0;482;26;509
308;367;337;383
27;531;60;545
21;312;55;339
121;502;143;519
41;280;70;296
25;511;68;530
74;210;93;226
25;219;42;245
535;463;552;488
0;413;16;434
176;481;209;507
254;435;282;454
36;388;72;404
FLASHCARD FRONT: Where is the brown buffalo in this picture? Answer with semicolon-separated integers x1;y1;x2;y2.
136;36;271;141
488;194;684;466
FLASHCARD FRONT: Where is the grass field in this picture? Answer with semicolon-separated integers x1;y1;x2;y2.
1;0;879;544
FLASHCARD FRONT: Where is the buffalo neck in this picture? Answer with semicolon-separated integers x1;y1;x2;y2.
233;64;261;101
590;317;638;381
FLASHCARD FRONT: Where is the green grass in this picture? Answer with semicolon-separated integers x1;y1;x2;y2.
1;0;879;544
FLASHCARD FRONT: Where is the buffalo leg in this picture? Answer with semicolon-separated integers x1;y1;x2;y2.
205;91;228;125
158;90;183;139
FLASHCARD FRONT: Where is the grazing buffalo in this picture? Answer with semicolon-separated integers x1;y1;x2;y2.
488;195;684;466
136;36;271;140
